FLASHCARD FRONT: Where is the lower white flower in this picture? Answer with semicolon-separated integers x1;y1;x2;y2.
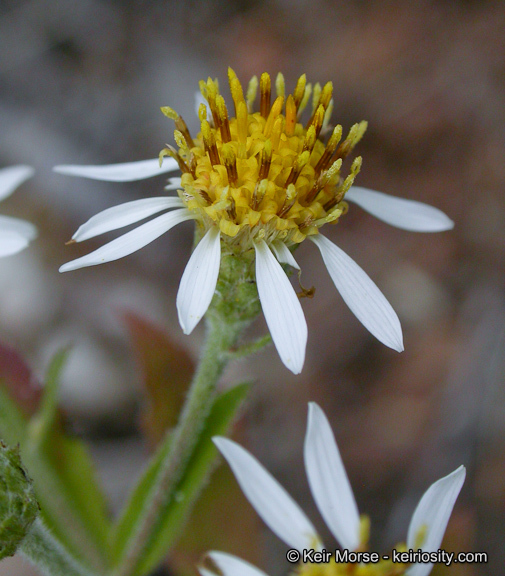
54;70;455;374
205;403;465;576
0;166;37;257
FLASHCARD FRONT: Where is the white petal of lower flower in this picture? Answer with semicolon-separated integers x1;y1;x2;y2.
53;157;179;182
0;165;34;202
254;240;307;374
71;197;185;242
213;437;319;552
177;227;221;334
271;240;300;270
203;552;269;576
0;215;38;241
346;187;454;232
406;466;466;576
59;208;195;272
0;230;30;257
310;234;403;352
304;403;361;551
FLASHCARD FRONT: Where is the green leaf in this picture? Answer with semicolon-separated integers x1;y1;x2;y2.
0;441;39;560
0;349;112;572
112;383;250;576
25;349;112;571
0;386;29;446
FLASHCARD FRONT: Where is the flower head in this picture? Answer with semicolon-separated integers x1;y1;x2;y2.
0;166;36;257
55;70;454;373
205;403;465;576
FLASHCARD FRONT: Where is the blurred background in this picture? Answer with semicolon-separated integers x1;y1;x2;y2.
1;1;504;574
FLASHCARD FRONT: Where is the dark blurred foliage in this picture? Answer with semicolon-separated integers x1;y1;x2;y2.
1;1;504;574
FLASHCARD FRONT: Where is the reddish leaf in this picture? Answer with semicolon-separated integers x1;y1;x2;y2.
0;341;42;416
121;311;195;445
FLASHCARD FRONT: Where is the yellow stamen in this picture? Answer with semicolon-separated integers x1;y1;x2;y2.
198;103;208;122
302;125;317;153
271;116;284;151
335;121;368;160
252;178;268;210
314;125;343;174
260;72;271;118
246;75;258;113
319;81;333;108
322;99;333;133
222;143;238;185
201;120;220;166
228;68;245;116
216;94;232;143
293;74;306;109
285;149;310;187
326;156;362;210
264;95;284;138
311;82;321;114
259;139;272;180
275;72;285;99
205;78;220;127
173;129;187;152
278;183;297;217
285;95;297;137
162;106;195;149
297;82;312;117
236;101;248;159
159;145;190;173
308;104;326;139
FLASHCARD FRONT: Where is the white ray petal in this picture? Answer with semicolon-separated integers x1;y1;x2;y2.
59;208;195;272
0;230;30;257
165;177;182;191
346;187;454;232
53;157;179;182
177;227;221;334
254;240;307;374
71;197;185;242
203;552;269;576
304;403;360;551
271;240;300;270
406;466;466;576
214;437;319;551
0;165;34;202
0;215;38;241
310;234;403;352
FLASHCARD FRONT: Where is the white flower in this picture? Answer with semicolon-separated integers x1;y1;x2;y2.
54;71;454;374
0;166;37;257
208;403;465;576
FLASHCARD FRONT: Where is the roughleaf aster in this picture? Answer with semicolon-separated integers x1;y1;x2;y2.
204;402;465;576
55;70;453;373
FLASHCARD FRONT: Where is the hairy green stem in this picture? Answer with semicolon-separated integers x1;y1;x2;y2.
111;314;246;576
20;518;97;576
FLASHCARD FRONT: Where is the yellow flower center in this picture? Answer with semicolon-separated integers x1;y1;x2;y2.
161;69;367;252
295;517;408;576
295;549;408;576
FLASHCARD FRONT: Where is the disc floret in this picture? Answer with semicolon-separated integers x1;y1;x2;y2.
160;69;367;254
